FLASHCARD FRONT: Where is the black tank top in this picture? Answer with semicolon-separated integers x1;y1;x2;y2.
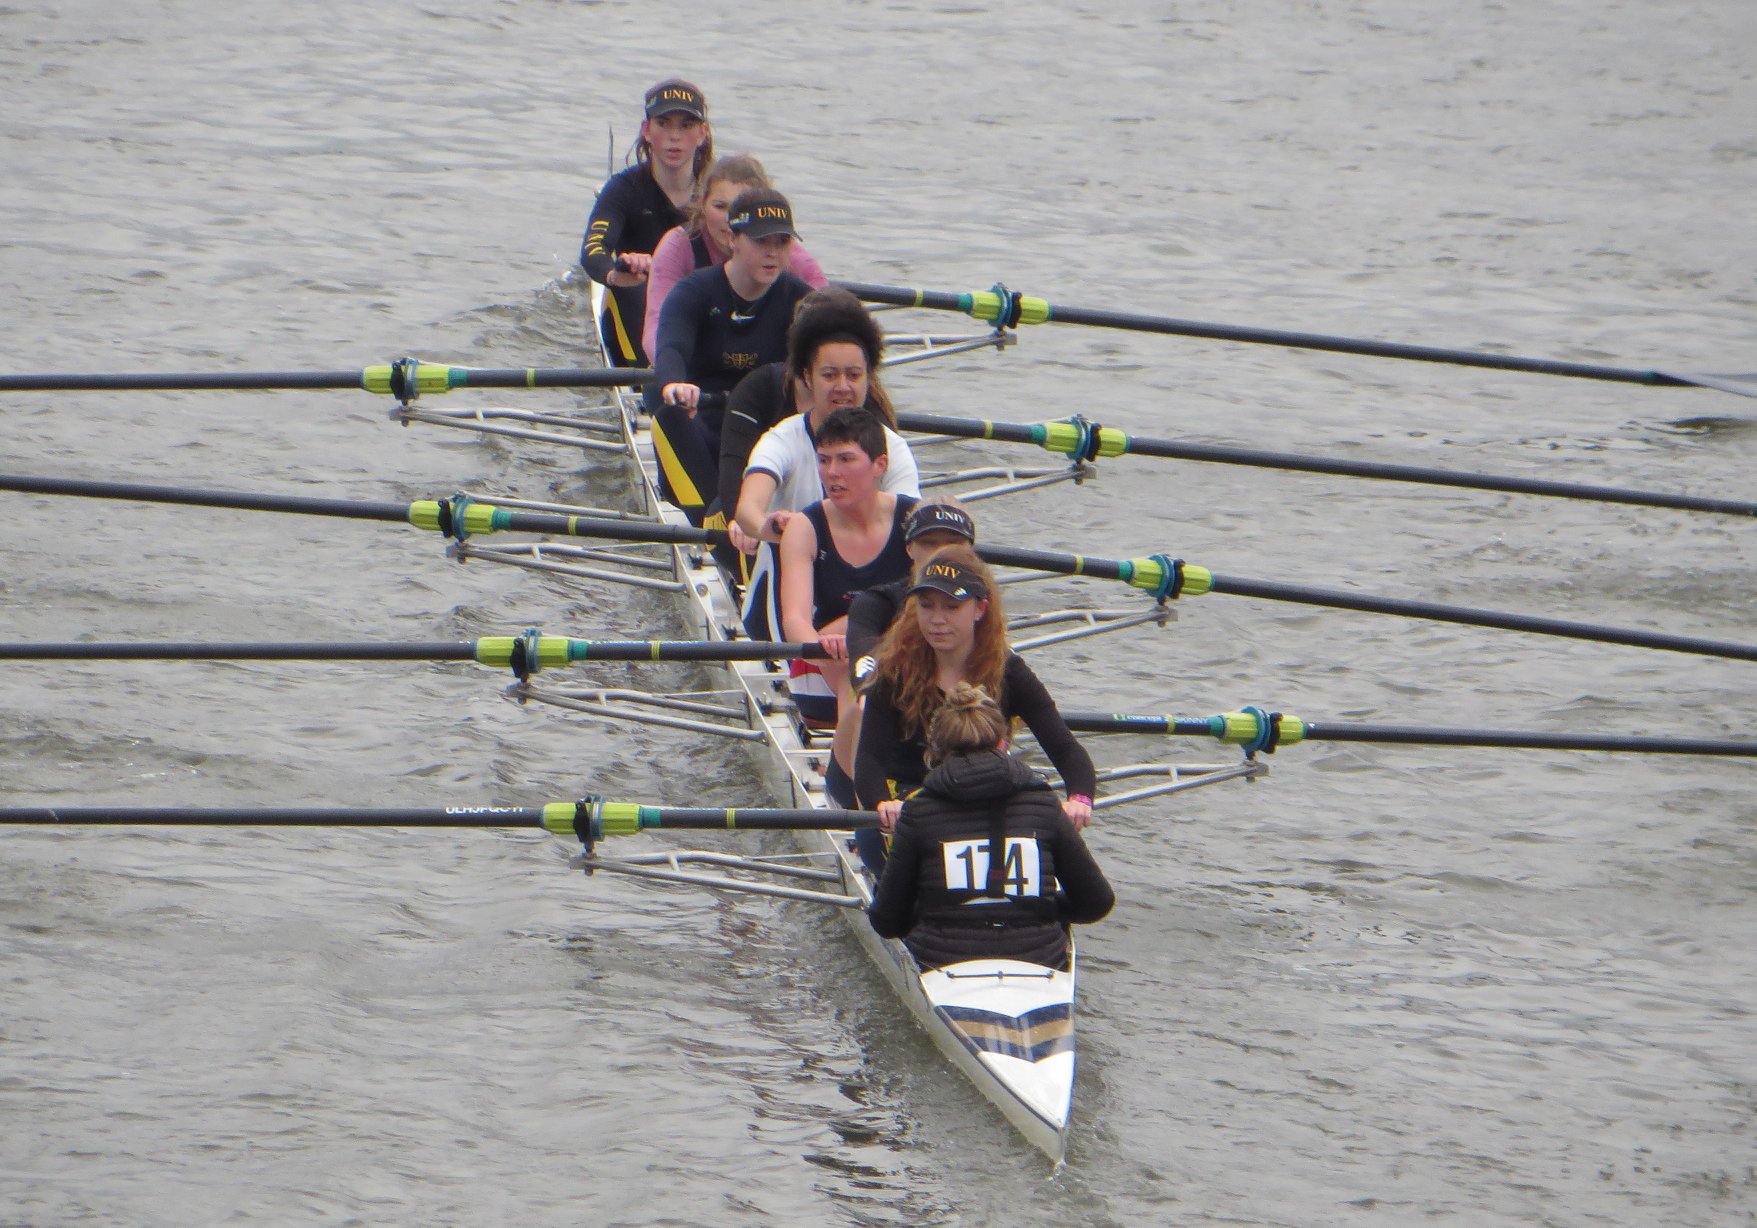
804;495;919;626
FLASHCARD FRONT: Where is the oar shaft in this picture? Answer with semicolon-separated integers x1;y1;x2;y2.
0;803;880;834
1060;711;1757;756
0;639;827;664
0;367;652;393
0;642;479;661
0;472;412;523
1207;574;1757;662
845;281;1689;386
0;806;551;826
1036;304;1681;386
897;412;1757;518
1301;722;1757;756
0;472;730;549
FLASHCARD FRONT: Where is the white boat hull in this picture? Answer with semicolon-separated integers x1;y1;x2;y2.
584;280;1076;1158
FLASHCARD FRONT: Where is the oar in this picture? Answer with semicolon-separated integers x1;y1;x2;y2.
1062;708;1757;758
0;472;718;547
0;800;877;840
844;281;1756;398
7;472;1750;663
0;359;652;397
895;411;1757;519
977;545;1757;663
0;636;828;675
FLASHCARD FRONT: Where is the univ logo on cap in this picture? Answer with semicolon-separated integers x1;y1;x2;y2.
644;82;706;119
911;559;984;601
905;503;976;542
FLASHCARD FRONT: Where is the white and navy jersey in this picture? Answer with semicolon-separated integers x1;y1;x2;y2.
744;413;920;516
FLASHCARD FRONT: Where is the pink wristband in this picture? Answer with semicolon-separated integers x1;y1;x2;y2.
1068;794;1093;807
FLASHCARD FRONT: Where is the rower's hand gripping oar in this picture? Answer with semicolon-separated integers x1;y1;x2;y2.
1061;707;1757;759
844;280;1756;398
5;471;1753;664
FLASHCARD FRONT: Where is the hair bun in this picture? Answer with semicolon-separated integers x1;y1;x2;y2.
944;682;993;712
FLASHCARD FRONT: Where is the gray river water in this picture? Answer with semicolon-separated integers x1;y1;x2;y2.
2;2;1754;1224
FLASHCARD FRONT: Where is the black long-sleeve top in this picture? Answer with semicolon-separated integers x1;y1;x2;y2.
854;653;1098;810
867;749;1114;969
718;361;790;521
580;164;683;283
649;267;812;406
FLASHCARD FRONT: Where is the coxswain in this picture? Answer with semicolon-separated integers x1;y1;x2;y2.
640;154;827;367
777;406;919;802
649;187;813;521
728;288;919;638
581;80;712;367
867;682;1114;971
855;544;1097;840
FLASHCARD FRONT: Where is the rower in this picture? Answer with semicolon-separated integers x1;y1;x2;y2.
855;543;1097;845
640;154;827;370
777;406;918;804
728;288;920;637
867;682;1114;970
581;80;712;368
649;187;813;522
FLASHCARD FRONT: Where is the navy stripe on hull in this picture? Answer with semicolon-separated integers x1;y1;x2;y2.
937;1002;1074;1063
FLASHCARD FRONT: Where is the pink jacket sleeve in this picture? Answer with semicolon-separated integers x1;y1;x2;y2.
788;242;829;289
643;228;697;363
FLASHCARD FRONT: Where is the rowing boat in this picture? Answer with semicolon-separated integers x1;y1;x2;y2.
461;279;1259;1160
1;304;1749;1170
583;282;1085;1155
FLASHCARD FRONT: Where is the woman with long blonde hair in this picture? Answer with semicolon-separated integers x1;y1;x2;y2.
854;544;1097;834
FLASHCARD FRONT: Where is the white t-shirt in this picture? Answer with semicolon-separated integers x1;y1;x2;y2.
743;415;921;516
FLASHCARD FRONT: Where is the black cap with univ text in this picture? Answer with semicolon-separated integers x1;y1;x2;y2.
909;560;988;602
644;81;707;120
904;503;976;544
727;188;798;240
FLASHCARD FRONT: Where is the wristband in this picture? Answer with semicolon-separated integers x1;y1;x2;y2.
1068;794;1093;808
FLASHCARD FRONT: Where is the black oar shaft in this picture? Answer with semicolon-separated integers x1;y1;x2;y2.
0;804;880;833
844;281;1689;387
975;543;1757;662
0;639;827;664
0;368;652;393
0;472;729;549
1301;722;1757;756
0;807;549;826
1059;710;1757;756
897;412;1757;518
0;472;412;523
1039;304;1681;386
0;642;479;662
1208;574;1757;662
9;473;1744;663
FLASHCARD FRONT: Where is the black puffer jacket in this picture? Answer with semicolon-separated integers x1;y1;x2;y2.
867;749;1115;969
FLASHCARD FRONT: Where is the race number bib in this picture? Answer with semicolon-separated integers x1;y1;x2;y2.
942;837;1042;898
